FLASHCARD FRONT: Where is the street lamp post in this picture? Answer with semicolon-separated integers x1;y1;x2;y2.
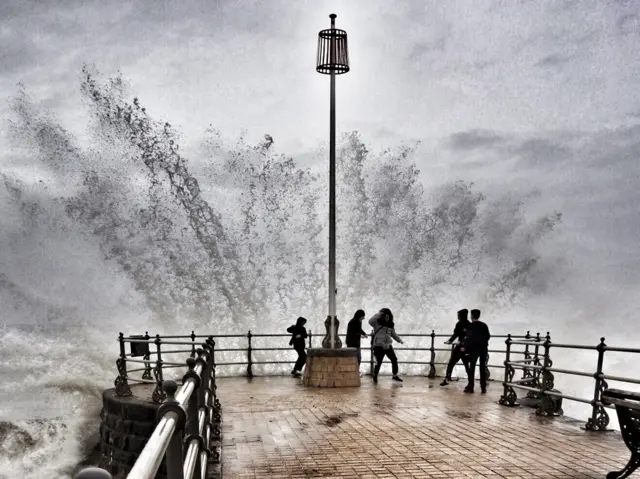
317;14;350;349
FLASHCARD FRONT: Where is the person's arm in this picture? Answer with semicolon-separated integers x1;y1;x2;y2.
287;325;295;333
446;323;459;343
360;327;368;337
390;329;403;344
301;328;308;339
485;323;491;343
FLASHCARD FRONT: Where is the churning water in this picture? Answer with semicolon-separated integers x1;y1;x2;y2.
0;68;638;478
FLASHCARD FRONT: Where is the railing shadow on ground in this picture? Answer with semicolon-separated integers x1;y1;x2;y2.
77;330;640;479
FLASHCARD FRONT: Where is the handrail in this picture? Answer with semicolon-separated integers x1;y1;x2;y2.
79;338;221;479
114;329;540;394
499;334;640;431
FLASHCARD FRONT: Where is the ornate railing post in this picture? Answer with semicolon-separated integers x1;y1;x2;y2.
247;330;253;378
536;332;561;416
152;334;165;404
499;334;519;407
157;380;186;479
585;337;610;431
527;332;542;399
208;338;222;465
183;357;203;478
190;330;196;358
427;330;436;378
115;332;132;397
521;330;531;378
142;331;152;380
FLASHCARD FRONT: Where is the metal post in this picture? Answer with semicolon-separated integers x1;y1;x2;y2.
427;330;436;378
536;332;561;416
142;331;152;380
499;334;518;407
115;332;132;397
328;13;337;350
163;382;185;479
152;334;165;404
182;357;202;479
247;330;253;378
586;337;610;431
308;330;313;348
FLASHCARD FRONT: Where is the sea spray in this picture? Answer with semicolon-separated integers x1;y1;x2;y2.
0;68;585;478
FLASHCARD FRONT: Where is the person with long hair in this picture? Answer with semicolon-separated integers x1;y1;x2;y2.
368;308;404;383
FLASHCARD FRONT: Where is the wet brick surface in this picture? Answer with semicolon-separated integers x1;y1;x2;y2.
217;376;631;478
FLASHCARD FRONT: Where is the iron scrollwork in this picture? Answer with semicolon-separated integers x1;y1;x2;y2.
151;365;166;404
141;351;152;380
586;378;611;431
499;363;519;407
114;357;132;397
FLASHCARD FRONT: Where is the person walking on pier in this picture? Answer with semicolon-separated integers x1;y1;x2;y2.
369;308;404;384
287;316;308;377
440;309;471;387
346;309;368;366
460;309;490;394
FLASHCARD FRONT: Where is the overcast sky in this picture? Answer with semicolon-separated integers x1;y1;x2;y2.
1;0;639;309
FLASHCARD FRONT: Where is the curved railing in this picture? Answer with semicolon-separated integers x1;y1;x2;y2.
499;334;640;431
78;338;221;479
111;330;540;404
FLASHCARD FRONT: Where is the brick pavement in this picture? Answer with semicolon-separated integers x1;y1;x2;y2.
217;376;632;478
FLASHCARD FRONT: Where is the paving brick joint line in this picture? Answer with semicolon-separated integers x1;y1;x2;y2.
218;377;630;478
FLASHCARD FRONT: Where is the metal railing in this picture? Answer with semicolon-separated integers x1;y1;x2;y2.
499;334;640;431
78;337;221;479
110;330;541;404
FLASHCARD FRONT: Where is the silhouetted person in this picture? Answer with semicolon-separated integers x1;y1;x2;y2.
287;316;308;377
369;308;404;383
440;309;471;386
461;309;490;393
346;309;368;366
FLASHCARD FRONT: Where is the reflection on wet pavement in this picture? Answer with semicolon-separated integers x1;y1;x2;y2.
219;376;628;478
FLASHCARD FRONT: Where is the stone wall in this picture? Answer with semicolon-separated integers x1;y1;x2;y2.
303;348;360;388
99;386;168;478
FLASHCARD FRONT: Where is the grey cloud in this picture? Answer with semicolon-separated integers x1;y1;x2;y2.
447;130;506;151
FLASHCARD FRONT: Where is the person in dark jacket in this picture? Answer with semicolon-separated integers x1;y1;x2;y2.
440;309;471;386
460;309;490;393
346;309;368;365
287;317;308;377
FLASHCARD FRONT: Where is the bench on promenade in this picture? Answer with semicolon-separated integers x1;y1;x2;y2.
602;388;640;479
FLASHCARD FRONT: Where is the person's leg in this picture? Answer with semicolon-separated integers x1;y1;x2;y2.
373;346;385;382
293;347;306;373
479;350;487;392
386;347;402;381
445;346;462;380
466;352;478;391
357;347;362;365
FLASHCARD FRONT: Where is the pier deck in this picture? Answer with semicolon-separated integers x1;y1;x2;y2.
218;376;630;478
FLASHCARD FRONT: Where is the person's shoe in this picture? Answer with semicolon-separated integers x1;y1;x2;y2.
392;375;403;382
481;387;487;394
440;379;449;386
373;374;378;384
464;386;474;393
291;370;301;377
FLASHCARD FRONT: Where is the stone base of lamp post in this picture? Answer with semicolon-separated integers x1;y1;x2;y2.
303;348;360;388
